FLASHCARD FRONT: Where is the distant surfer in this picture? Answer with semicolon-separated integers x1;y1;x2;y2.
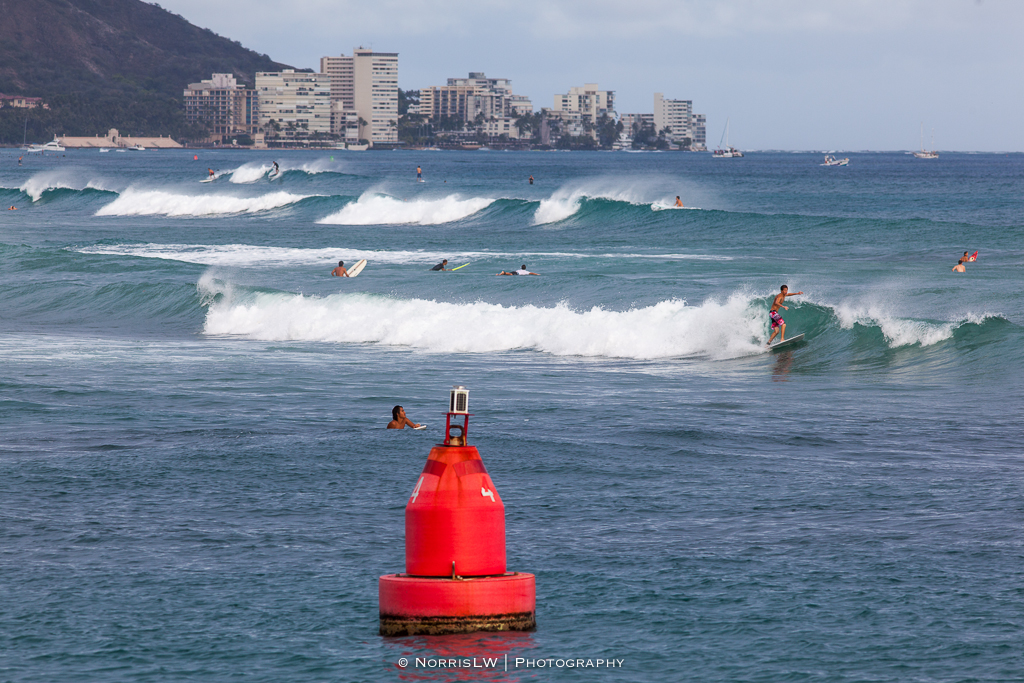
271;161;280;177
417;166;422;180
962;251;977;263
387;405;421;430
497;264;538;276
674;196;684;207
18;156;23;165
952;259;966;273
8;205;17;210
207;168;215;178
529;175;534;185
431;259;448;271
767;284;803;345
331;260;349;277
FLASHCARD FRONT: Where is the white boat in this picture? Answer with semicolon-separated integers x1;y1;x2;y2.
821;154;849;166
712;118;743;157
611;130;633;151
128;144;146;151
99;148;110;153
913;123;938;159
24;136;65;153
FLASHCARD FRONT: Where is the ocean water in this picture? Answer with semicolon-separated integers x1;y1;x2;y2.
2;148;1023;682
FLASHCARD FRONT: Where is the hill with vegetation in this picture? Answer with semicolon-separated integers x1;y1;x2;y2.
0;0;290;144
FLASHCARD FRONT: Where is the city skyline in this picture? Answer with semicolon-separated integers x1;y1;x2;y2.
154;0;1024;152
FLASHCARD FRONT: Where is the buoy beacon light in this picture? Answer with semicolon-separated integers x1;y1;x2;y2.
378;386;536;636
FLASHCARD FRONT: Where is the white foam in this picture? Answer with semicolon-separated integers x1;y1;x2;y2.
76;243;734;266
19;171;116;201
198;277;766;360
224;158;344;183
95;189;311;217
317;192;494;225
533;182;653;225
833;303;956;347
227;162;272;184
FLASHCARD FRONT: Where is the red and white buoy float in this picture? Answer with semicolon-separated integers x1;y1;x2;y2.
379;386;536;636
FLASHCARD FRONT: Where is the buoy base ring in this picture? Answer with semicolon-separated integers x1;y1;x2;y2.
380;611;535;637
379;572;535;637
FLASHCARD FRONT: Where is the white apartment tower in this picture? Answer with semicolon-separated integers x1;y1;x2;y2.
254;70;332;140
653;93;706;150
420;73;532;123
552;84;615;123
320;48;399;146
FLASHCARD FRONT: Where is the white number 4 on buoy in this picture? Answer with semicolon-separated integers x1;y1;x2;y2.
481;487;495;502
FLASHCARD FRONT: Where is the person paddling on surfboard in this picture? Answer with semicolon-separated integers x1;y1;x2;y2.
497;264;538;276
387;405;421;430
331;260;349;277
431;259;448;271
767;284;803;345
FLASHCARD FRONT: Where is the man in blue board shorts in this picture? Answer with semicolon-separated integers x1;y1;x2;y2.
767;284;803;345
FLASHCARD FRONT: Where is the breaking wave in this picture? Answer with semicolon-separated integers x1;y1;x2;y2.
95;189;313;217
75;243;734;266
16;171;119;202
199;276;767;359
317;192;495;225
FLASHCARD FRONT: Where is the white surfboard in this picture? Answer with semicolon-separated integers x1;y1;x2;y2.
347;259;367;278
769;333;805;351
413;425;427;430
652;202;699;211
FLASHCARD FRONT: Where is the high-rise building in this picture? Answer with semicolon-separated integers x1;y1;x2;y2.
183;74;258;142
254;70;332;141
419;73;532;123
552;84;615;124
653;93;706;150
320;48;399;145
691;114;706;151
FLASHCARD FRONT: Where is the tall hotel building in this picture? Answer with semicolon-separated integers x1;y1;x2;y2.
653;93;706;150
254;70;332;140
320;48;399;145
183;74;258;142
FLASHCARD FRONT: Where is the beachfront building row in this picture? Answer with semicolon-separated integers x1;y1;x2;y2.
418;72;533;140
185;48;399;146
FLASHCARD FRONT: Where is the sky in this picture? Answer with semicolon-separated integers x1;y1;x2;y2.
157;0;1024;151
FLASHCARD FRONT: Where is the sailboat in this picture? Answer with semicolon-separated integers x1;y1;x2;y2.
713;118;743;158
913;123;938;159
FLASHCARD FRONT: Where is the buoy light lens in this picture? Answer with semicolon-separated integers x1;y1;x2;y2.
450;386;469;414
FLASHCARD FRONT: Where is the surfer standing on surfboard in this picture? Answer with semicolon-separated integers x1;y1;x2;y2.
767;284;803;345
674;196;684;207
331;260;349;277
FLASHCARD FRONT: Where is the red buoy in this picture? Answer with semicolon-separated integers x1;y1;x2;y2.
379;386;536;636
